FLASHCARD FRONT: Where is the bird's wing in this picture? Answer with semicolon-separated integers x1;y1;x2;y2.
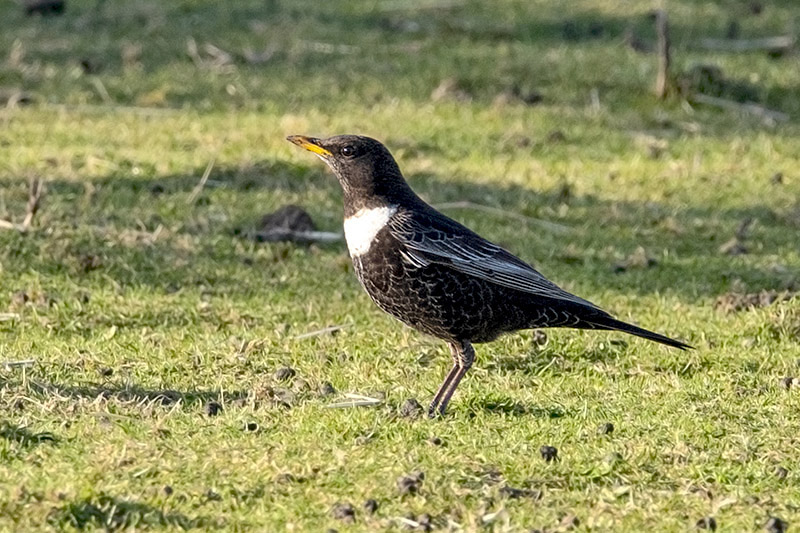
388;210;600;309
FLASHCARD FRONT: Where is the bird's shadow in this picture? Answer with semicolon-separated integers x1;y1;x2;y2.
17;379;249;408
47;494;219;530
465;395;567;419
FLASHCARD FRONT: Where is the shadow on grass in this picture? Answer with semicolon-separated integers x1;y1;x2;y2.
1;157;796;304
0;421;58;448
26;381;248;407
47;494;219;530
466;396;567;419
2;1;799;116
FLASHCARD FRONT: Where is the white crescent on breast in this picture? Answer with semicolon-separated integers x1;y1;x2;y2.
343;205;398;257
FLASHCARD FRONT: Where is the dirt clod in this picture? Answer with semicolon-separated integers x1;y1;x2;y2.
331;502;356;523
273;366;296;382
540;445;558;462
204;401;222;416
599;422;615;435
499;486;542;500
255;205;317;242
363;499;379;514
765;516;788;533
11;291;29;306
399;398;423;418
714;290;795;313
696;516;717;531
79;254;102;273
319;382;336;396
397;471;424;495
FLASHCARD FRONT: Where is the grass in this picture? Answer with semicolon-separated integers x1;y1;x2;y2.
1;0;800;531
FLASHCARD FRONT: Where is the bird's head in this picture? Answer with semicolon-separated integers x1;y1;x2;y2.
287;134;412;208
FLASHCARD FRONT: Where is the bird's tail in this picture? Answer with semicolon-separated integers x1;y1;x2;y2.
585;315;692;350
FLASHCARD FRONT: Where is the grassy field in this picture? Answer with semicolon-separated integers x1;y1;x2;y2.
1;0;800;531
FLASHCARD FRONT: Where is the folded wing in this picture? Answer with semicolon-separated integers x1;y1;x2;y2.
389;210;600;309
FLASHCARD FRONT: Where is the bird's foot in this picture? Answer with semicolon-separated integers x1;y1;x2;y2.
427;401;446;419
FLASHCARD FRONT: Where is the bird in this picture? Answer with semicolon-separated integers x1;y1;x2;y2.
287;134;691;417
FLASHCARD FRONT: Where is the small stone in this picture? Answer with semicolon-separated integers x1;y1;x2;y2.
244;422;259;432
598;422;615;435
319;382;336;396
204;401;222;417
273;366;296;381
399;398;423;418
331;502;356;523
696;516;717;530
780;377;794;390
774;466;789;479
765;516;788;533
540;445;558;462
363;499;379;514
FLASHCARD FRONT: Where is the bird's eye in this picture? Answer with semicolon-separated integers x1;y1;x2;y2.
340;145;356;158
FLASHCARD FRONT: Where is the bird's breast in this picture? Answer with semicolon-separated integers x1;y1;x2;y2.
343;205;398;258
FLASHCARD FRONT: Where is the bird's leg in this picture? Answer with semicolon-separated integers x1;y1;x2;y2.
427;342;462;418
432;341;475;417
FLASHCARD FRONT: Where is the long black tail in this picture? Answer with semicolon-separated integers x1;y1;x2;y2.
586;314;692;350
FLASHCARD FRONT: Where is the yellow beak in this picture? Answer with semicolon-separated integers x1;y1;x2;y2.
286;135;332;157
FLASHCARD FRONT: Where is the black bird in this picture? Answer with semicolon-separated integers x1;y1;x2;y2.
287;134;691;416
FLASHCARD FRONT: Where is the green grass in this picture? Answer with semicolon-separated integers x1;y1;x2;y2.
1;0;800;531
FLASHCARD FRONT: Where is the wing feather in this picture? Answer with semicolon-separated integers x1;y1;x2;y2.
388;210;599;309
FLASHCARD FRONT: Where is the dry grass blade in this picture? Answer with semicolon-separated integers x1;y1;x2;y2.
0;177;43;233
2;359;35;368
691;94;789;124
294;324;350;340
325;393;383;409
187;156;217;204
254;229;343;244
